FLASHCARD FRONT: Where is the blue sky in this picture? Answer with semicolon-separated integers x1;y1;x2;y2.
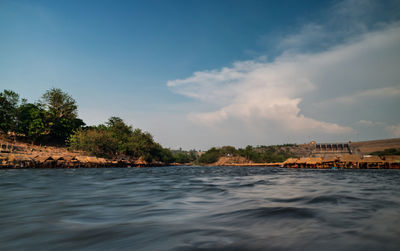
1;0;400;149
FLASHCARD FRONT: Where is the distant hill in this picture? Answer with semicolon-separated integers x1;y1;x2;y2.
303;138;400;156
251;138;400;158
349;138;400;155
207;138;400;166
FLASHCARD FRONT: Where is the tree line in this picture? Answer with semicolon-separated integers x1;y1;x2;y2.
0;88;182;163
1;88;296;165
197;145;296;164
370;148;400;156
68;117;175;162
0;88;84;144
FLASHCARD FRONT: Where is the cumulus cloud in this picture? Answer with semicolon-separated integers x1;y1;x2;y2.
167;24;400;136
163;0;400;147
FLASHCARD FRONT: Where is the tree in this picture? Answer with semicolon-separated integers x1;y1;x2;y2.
0;90;20;134
198;147;220;164
16;103;47;143
40;88;77;119
174;152;191;163
68;128;119;158
242;145;254;160
40;88;83;144
123;129;156;160
48;116;85;143
106;116;133;152
158;147;175;164
68;116;174;163
220;146;238;155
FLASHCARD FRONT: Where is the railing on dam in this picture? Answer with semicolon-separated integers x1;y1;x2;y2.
313;143;352;154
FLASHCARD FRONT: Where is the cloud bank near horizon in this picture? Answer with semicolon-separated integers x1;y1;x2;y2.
167;24;400;138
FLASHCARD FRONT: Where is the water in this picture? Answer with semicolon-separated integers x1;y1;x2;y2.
1;166;399;250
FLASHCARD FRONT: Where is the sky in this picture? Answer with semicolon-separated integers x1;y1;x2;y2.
1;0;400;150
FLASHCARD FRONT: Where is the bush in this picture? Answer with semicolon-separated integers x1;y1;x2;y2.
198;147;220;164
370;148;400;156
69;117;174;163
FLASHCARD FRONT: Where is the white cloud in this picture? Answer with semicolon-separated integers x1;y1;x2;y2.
356;120;385;127
161;0;400;148
279;23;329;51
263;0;400;55
167;25;400;137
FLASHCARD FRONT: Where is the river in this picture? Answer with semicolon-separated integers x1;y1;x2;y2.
0;166;399;250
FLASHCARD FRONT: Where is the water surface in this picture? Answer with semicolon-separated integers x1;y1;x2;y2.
1;166;399;250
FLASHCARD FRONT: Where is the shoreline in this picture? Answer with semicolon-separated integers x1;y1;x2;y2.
0;152;168;169
1;137;399;170
1;152;400;169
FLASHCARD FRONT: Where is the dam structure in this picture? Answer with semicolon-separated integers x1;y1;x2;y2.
311;141;352;157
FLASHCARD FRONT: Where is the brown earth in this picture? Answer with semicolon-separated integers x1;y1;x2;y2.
210;138;400;166
349;138;400;154
0;134;85;158
290;138;400;156
2;134;399;167
212;156;252;166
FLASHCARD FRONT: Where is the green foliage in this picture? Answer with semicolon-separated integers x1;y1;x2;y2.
40;88;78;119
0;90;20;133
48;117;85;144
197;144;296;164
157;146;175;164
174;152;190;163
69;117;174;163
107;117;132;143
172;150;197;164
238;145;256;160
198;147;220;164
219;146;238;155
0;88;299;165
238;145;293;163
123;129;156;160
370;148;400;156
68;128;119;158
1;88;176;164
1;88;84;145
39;88;84;143
16;103;47;143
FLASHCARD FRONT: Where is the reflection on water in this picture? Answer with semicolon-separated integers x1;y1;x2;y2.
0;167;399;250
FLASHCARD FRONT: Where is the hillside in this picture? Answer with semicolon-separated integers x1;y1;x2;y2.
0;134;81;157
349;138;400;155
204;138;400;166
0;135;162;167
288;138;400;157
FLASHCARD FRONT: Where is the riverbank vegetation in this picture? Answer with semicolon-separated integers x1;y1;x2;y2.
197;145;297;165
0;88;302;166
68;117;174;163
0;88;175;163
1;88;84;145
4;88;398;167
370;148;400;156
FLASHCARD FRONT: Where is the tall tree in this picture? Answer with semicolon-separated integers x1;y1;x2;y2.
107;117;132;140
0;90;20;134
40;88;84;144
40;88;78;119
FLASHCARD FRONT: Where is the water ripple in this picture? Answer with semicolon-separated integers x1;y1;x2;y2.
0;167;399;250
